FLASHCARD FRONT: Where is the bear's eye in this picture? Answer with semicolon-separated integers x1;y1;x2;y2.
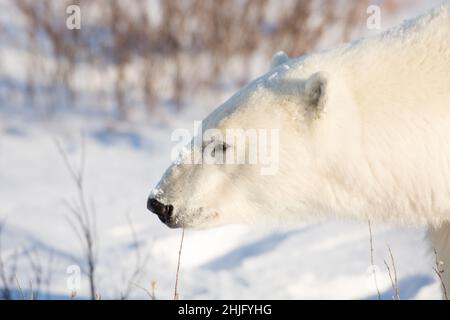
220;142;228;153
211;142;228;157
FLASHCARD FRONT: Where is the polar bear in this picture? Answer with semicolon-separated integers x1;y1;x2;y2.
148;2;450;296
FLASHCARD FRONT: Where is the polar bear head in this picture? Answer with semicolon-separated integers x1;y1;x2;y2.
147;52;360;229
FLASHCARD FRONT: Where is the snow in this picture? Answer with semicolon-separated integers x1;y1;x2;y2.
0;0;445;300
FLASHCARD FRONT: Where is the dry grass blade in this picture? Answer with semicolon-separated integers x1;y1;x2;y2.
433;248;448;300
151;280;157;300
0;219;13;300
70;290;77;299
24;248;43;299
368;220;381;300
384;246;400;300
29;280;33;300
15;275;25;300
174;228;185;300
133;282;156;300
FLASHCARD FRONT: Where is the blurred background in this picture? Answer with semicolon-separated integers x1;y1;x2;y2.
0;0;445;300
0;0;385;121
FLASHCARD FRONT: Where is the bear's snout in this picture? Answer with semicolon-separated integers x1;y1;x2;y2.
147;198;174;224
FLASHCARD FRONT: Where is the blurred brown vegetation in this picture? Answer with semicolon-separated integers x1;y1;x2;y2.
10;0;369;120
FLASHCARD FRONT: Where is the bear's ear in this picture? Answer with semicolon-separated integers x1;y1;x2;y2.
303;72;328;118
270;51;289;69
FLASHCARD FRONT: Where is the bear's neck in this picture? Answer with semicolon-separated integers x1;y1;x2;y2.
310;2;450;226
346;2;450;113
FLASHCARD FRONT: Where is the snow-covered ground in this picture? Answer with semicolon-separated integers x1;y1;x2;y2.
0;0;446;300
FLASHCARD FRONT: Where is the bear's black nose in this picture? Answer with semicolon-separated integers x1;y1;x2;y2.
147;198;173;223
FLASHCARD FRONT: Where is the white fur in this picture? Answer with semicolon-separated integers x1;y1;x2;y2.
150;2;450;297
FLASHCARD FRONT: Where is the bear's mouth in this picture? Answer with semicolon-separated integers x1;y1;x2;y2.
149;201;221;229
147;197;181;228
160;216;182;229
172;208;220;229
154;207;182;229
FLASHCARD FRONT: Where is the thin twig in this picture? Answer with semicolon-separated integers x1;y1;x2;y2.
44;251;55;300
70;290;77;299
24;247;43;299
384;246;400;300
151;280;157;300
0;219;12;300
126;211;141;266
368;220;381;300
54;138;81;188
433;248;448;300
133;282;155;300
121;211;150;299
388;246;399;299
174;228;185;300
15;275;25;300
29;280;33;300
55;135;97;300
